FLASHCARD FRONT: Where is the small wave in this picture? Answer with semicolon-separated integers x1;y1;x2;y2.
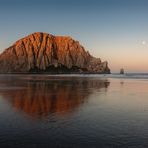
45;73;148;80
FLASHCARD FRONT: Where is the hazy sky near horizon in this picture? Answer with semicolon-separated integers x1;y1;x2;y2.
0;0;148;72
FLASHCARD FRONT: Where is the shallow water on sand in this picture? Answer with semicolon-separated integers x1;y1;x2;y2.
0;74;148;148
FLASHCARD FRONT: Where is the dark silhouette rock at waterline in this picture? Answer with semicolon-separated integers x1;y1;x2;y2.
120;68;124;74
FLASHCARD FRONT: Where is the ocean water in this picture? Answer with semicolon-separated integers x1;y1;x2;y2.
0;74;148;147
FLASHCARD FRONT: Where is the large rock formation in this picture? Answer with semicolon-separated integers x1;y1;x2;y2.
0;32;110;73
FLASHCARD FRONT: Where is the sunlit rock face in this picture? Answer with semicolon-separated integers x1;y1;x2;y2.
0;32;110;73
0;76;110;119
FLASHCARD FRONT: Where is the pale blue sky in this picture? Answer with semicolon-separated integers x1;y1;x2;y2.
0;0;148;72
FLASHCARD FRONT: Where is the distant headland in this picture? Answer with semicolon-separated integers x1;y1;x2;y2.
0;32;110;74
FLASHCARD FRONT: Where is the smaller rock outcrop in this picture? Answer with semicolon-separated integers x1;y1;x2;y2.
120;68;124;74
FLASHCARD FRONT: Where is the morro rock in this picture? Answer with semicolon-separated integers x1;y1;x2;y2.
0;32;110;73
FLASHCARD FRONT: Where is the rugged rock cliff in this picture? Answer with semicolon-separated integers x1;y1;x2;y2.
0;32;110;73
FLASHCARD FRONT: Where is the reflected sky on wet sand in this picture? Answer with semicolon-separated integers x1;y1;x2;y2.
0;75;148;147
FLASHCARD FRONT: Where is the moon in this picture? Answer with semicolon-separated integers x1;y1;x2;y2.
142;41;146;45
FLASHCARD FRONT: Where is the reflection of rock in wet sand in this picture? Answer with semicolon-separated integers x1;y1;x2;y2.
0;76;110;119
